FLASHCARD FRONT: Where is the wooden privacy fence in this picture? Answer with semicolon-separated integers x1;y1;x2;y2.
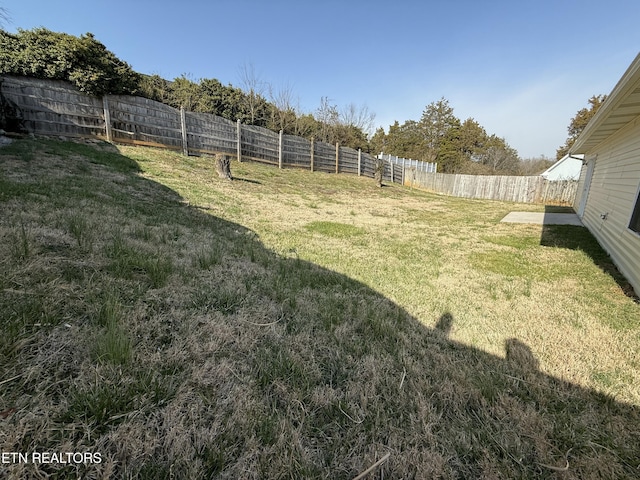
1;75;578;205
0;75;390;181
377;153;437;189
409;169;578;205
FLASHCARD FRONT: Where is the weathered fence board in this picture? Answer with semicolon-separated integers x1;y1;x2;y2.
241;124;279;164
186;111;237;155
410;170;578;205
339;146;359;175
536;179;578;205
1;76;105;137
360;153;377;178
391;162;403;184
313;141;336;173
282;134;311;168
108;95;183;149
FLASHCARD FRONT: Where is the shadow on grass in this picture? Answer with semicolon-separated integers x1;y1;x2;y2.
543;205;576;214
435;312;453;336
233;177;262;185
1;139;639;479
540;206;638;300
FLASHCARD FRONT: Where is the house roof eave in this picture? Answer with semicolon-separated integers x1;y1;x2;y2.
571;52;640;155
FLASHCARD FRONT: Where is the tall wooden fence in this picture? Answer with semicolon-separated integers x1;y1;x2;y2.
1;75;578;205
0;75;388;180
408;169;578;205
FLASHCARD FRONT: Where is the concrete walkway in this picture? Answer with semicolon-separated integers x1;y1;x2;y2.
500;212;583;226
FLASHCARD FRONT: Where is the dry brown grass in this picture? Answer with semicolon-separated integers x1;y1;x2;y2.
1;138;639;479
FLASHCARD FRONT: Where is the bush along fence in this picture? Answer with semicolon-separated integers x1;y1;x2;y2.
0;76;394;182
1;75;578;204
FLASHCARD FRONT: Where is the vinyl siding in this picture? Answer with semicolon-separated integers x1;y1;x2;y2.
581;117;640;295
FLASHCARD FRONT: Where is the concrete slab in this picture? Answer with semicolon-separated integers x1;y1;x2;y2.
500;212;583;226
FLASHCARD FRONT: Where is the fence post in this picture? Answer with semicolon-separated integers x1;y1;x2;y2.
335;142;339;174
180;107;188;156
278;130;283;169
357;149;362;176
402;157;406;185
102;96;112;142
310;137;314;172
236;119;242;162
390;161;395;183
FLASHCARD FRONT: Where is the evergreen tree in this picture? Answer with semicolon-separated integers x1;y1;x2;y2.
419;97;460;163
556;94;607;159
375;98;523;174
0;28;140;95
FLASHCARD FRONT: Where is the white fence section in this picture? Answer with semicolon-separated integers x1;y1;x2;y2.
377;153;437;174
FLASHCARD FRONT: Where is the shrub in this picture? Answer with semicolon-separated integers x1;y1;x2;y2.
0;28;140;95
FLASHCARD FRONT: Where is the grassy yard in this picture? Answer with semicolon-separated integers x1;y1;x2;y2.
1;138;639;479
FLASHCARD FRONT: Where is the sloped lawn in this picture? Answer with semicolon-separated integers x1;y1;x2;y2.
1;138;638;479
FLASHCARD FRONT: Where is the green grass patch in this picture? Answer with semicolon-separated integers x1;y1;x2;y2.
470;250;538;278
105;232;173;288
483;234;540;249
7;221;32;262
92;292;132;365
304;221;365;238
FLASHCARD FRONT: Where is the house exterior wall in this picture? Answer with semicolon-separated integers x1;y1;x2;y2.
541;156;583;180
578;117;640;295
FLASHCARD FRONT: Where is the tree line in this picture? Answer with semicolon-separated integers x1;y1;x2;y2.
369;98;537;174
137;73;374;152
0;27;602;175
0;28;373;150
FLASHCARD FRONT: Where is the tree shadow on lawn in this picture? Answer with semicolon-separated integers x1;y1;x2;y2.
540;206;638;301
2;140;639;479
232;176;262;185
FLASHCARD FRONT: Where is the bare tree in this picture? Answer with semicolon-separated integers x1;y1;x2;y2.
315;96;339;143
268;81;298;133
481;144;520;174
339;103;376;137
237;63;267;125
518;156;554;175
0;5;11;28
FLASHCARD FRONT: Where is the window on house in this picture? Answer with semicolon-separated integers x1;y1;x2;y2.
630;183;640;234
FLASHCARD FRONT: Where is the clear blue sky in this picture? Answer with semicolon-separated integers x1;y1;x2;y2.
4;0;640;158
